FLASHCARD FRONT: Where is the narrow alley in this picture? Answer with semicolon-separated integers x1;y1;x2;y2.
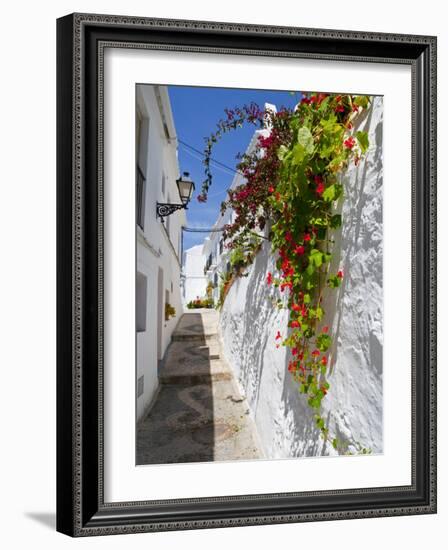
136;310;261;465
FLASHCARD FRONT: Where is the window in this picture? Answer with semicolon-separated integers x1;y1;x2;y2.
136;166;146;230
136;109;149;230
161;173;166;198
136;272;147;332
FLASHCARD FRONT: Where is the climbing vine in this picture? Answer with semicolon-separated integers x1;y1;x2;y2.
199;92;371;454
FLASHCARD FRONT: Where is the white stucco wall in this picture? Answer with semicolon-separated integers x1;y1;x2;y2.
136;85;186;422
219;97;383;458
183;244;208;304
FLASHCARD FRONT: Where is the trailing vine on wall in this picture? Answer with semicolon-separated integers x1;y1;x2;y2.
199;92;371;454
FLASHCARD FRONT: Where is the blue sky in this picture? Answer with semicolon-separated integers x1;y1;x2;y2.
168;86;300;251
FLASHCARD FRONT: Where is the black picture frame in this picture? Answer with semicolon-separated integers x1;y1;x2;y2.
56;13;437;537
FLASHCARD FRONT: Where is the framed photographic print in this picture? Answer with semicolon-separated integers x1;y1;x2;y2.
56;13;437;536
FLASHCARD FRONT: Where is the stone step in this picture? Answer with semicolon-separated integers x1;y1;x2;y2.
160;339;230;384
171;332;219;342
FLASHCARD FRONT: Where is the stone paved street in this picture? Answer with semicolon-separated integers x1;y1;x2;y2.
136;310;262;465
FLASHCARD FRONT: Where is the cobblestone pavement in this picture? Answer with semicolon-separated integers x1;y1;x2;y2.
136;309;262;465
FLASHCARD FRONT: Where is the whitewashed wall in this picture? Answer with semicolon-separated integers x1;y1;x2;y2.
136;85;186;421
219;97;383;457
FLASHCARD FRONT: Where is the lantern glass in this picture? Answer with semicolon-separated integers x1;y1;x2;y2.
177;172;195;205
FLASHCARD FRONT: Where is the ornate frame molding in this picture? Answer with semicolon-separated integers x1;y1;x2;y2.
56;13;437;537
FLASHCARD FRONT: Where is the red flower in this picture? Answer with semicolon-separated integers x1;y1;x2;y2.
275;331;282;340
337;270;344;278
344;136;356;149
312;349;321;357
294;245;305;256
268;186;274;193
303;233;311;242
280;281;293;292
322;325;329;333
314;175;324;185
292;348;298;356
321;356;328;366
316;182;325;195
285;231;293;242
291;320;301;328
335;105;345;113
266;272;273;285
291;303;300;312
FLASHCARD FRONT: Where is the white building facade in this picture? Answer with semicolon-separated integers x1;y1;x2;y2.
136;85;186;422
182;244;208;305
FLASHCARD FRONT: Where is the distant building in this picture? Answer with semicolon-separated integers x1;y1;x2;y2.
182;244;208;304
136;85;187;421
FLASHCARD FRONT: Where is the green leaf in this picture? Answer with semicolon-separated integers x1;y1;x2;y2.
356;130;369;154
353;95;370;109
329;214;342;228
332;438;339;450
316;333;332;352
303;293;311;304
328;275;342;288
297;126;314;155
277;145;289;161
309;249;323;267
322;183;343;202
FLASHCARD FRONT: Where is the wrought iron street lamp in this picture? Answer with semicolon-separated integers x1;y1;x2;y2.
156;172;195;222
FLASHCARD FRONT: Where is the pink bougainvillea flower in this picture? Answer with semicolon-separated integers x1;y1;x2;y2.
275;331;282;341
344;136;356;149
312;349;321;357
337;270;344;278
266;272;273;285
294;245;305;256
291;303;301;312
290;320;300;328
335;105;345;113
292;347;298;356
316;182;325;195
303;233;311;242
